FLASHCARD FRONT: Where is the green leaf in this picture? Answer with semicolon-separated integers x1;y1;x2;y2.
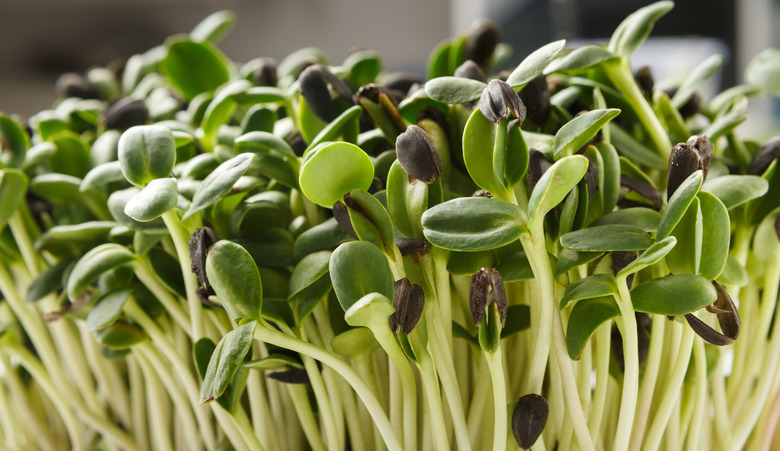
702;104;749;141
617;236;676;278
607;1;674;58
447;251;496;275
507;40;566;88
702;175;768;210
496;252;534;281
463;108;511;199
193;338;217;379
0;169;28;233
331;328;380;358
505;121;530;187
329;241;394;312
86;289;132;331
67;244;136;301
630;274;716;315
553;109;620;159
745;48;780;96
710;84;763;114
665;197;701;275
344;292;395;329
344;189;396;254
81;161;125;192
697;191;730;280
671;55;724;110
657;170;703;240
560;274;618;310
93;321;146;350
244;354;303;370
422;197;526;251
107;188;167;232
293;218;353;262
190;10;236;44
343;50;382;88
36;221;117;250
200;321;256;403
527;155;589;226
595;142;621;214
590;208;662;233
232;86;286;105
184;153;255;219
278;47;328;80
560;224;653;252
653;91;690;141
299;142;374;208
201;80;250;140
566;296;619;359
206;241;263;323
609;125;667;169
164;39;230;100
288;251;331;299
50;133;91;178
386;160;428;239
303;105;367;155
251;152;299;189
754;207;780;263
0;113;29;168
556;250;602;276
424;77;487;104
717;256;748;287
124;178;178;222
25;259;73;303
544;45;618;74
427;39;452;79
501;305;531;338
235;131;297;159
30;173;87;204
118;125;177;188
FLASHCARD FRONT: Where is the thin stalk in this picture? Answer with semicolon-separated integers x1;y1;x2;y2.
123;298;217;449
414;343;449;451
253;323;403;450
520;230;552;395
710;354;731;448
684;339;707;451
467;358;490;445
161;210;203;340
628;314;666;451
299;334;341;451
602;59;671;158
1;341;85;451
247;346;278;451
7;211;44;276
81;325;131;427
485;349;507;451
134;344;203;451
643;322;695;451
127;357;149;451
0;377;21;450
286;384;327;451
588;321;612;447
612;276;640;451
135;351;173;451
132;259;191;333
232;406;266;451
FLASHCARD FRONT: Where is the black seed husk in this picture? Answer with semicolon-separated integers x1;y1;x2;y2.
453;60;486;83
102;97;149;130
390;278;425;334
666;143;701;200
512;394;549;449
395;125;443;183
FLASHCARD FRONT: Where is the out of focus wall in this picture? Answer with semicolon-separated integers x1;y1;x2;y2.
0;0;450;116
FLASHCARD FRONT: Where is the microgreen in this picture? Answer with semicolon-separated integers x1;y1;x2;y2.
0;4;778;451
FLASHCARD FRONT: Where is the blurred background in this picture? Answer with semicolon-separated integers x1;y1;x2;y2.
1;0;778;134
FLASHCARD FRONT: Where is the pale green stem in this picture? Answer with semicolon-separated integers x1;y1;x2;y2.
643;322;695;451
132;259;191;334
161;210;203;341
520;230;552;395
135;350;173;451
612;276;640;451
134;344;203;451
1;341;86;450
628;314;666;451
485;349;507;451
730;254;780;417
253;324;402;450
232;406;266;451
710;354;732;448
299;327;341;451
588;322;612;447
0;375;21;449
8;211;44;276
81;325;131;427
248;345;278;451
286;384;327;451
123;297;217;449
467;358;490;446
127;357;149;451
602;59;672;158
684;339;708;451
413;334;449;451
